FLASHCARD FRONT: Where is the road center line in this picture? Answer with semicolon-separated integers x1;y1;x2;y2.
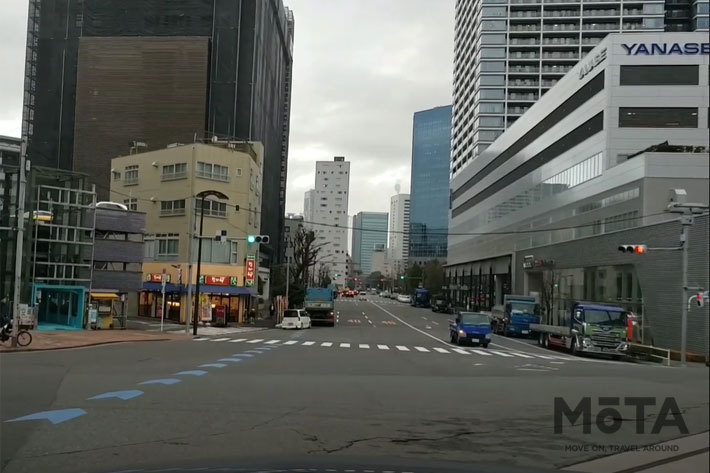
371;301;451;347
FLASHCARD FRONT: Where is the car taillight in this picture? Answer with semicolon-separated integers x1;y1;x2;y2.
329;312;334;318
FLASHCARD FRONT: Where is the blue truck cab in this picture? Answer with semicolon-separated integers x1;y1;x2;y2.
449;312;492;347
412;288;430;308
492;295;541;338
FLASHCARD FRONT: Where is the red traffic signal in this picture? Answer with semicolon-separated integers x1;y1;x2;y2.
618;244;647;254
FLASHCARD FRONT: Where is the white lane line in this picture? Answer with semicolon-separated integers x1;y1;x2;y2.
265;340;281;344
368;320;373;325
431;321;439;326
359;344;370;349
470;349;492;356
433;347;450;354
509;352;535;358
489;350;514;357
547;355;577;361
414;346;430;352
321;342;333;347
532;354;560;360
372;302;450;346
302;341;315;346
247;339;264;344
377;344;390;350
193;338;209;341
283;340;299;345
340;343;351;348
228;338;248;343
396;345;410;351
210;338;230;342
451;348;470;355
425;325;432;329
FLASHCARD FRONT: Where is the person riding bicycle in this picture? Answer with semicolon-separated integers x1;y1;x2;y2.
0;295;12;340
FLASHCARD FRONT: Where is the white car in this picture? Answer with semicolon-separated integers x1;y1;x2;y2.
397;294;412;303
281;309;311;329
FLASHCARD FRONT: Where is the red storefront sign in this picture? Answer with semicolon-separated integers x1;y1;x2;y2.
245;256;256;287
146;273;170;283
198;275;239;286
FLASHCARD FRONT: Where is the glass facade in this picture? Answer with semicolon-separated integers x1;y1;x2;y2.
409;105;452;263
351;212;389;275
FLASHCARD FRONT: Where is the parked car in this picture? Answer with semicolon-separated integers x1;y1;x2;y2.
281;309;311;329
396;294;411;303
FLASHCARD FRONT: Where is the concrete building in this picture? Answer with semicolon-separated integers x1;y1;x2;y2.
388;193;410;276
451;0;710;177
447;32;709;353
110;141;264;324
409;105;451;265
371;246;389;276
352;212;389;276
22;0;294;264
306;157;350;283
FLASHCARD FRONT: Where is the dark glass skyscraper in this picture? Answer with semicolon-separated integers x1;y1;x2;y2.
409;105;452;265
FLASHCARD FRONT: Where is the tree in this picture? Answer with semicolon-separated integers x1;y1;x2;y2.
317;263;332;287
404;263;423;293
422;260;444;294
366;271;383;289
540;269;560;324
292;227;324;289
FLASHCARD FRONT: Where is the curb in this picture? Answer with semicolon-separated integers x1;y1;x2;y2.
0;336;181;353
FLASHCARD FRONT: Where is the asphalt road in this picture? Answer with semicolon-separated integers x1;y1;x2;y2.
1;295;708;473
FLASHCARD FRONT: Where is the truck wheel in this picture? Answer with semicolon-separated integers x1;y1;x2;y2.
570;337;579;355
538;332;544;346
482;343;489;349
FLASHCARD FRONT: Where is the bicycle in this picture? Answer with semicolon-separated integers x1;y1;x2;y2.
0;323;33;347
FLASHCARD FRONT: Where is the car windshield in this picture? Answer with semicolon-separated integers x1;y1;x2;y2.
460;313;490;325
510;302;536;315
584;309;627;326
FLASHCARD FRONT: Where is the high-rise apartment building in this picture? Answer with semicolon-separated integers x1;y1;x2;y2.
409;105;452;265
352;212;389;276
307;157;350;283
21;0;294;264
388;194;410;275
451;0;710;177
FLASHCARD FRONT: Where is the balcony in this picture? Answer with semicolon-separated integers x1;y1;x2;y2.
541;79;559;87
510;24;542;32
508;106;532;115
622;22;644;30
582;22;620;30
123;176;139;186
508;93;539;101
510;51;541;59
583;9;620;17
544;0;580;3
543;10;580;17
542;51;579;59
511;0;541;4
543;23;579;31
542;37;578;45
541;65;573;73
510;38;541;45
509;65;540;73
511;10;541;17
509;79;540;87
159;207;186;217
160;171;187;181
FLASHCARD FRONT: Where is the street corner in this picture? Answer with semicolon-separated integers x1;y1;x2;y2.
0;329;185;353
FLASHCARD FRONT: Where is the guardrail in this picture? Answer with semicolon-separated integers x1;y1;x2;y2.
628;343;671;366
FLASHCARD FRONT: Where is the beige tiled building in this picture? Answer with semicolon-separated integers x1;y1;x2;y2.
110;141;264;324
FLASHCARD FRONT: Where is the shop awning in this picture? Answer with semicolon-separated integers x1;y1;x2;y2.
197;285;255;295
142;282;184;293
91;292;119;300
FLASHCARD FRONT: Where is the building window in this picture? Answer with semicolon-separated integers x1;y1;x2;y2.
196;199;227;218
480;47;506;58
480;61;506;72
604;211;640;233
481;34;506;44
156;233;179;258
161;163;187;181
112;171;121;181
196;161;229;182
481;19;506;30
124;165;139;185
160;199;186;216
123;198;138;211
236;168;243;177
619;107;698;128
230;240;239;264
620;65;699;86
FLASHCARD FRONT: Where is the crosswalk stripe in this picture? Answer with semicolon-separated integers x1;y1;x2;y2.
470;349;492;356
433;347;450;354
340;343;351;348
302;341;315;346
489;350;514;357
264;340;281;344
451;348;470;355
246;339;264;344
547;354;576;360
396;345;410;351
193;337;209;341
509;352;534;358
228;338;247;343
210;338;230;342
414;346;430;352
359;344;370;349
377;344;389;350
283;340;298;345
321;342;333;347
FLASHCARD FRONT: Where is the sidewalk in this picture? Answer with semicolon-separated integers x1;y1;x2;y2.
0;329;185;353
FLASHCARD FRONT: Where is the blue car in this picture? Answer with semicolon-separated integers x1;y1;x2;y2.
449;312;492;348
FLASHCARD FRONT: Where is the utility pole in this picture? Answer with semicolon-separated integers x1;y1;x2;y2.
11;140;28;348
285;255;290;309
185;198;195;334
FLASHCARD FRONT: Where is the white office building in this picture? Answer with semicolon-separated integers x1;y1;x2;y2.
446;32;709;352
451;0;710;177
304;156;351;283
388;193;410;275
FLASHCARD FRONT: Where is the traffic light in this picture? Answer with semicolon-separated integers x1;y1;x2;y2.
247;235;270;244
618;244;647;254
400;275;405;280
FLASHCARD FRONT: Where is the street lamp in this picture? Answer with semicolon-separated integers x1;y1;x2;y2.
192;190;229;336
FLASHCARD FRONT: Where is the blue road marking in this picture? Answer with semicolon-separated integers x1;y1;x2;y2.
5;408;87;425
217;358;243;363
87;390;144;401
175;370;208;376
138;378;181;386
199;363;227;368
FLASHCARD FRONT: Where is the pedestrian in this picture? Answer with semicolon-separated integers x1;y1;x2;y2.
269;302;275;318
249;307;256;324
0;296;10;325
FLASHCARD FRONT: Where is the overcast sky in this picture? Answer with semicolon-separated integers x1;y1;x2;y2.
0;0;454;216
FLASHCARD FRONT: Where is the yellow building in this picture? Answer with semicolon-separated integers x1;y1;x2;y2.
110;141;263;324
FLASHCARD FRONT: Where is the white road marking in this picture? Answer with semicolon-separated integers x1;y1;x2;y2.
264;340;281;344
340;343;351;348
210;338;230;342
377;344;390;350
473;362;486;366
433;347;450;354
509;352;534;358
372;302;450;346
283;340;299;345
396;345;410;351
321;342;333;347
368;320;373;325
489;350;514;357
414;346;430;352
532;354;559;360
246;339;264;344
193;337;209;341
425;325;432;329
359;344;370;349
470;349;492;356
431;321;439;325
302;341;315;346
452;348;470;355
228;338;247;343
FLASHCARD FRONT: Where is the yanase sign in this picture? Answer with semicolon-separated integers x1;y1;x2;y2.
621;42;710;56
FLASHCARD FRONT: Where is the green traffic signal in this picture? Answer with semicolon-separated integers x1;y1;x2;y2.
247;235;256;243
400;275;405;280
